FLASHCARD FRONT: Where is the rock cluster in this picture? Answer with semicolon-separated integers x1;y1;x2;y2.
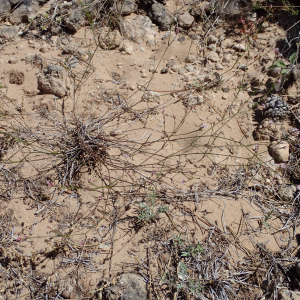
264;95;290;119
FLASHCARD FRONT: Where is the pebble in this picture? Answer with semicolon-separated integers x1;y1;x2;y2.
130;62;136;66
207;52;219;62
278;185;296;201
149;66;155;72
120;40;133;55
222;95;227;99
215;63;224;70
40;44;51;53
269;141;289;163
222;54;232;63
186;54;196;63
140;47;145;52
141;73;147;78
233;43;246;51
207;35;218;45
166;60;175;68
8;57;18;64
161;68;168;74
185;65;194;72
130;84;136;90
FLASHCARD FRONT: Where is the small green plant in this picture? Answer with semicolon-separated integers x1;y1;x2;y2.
177;262;203;295
0;83;4;88
178;261;188;281
181;243;204;257
174;234;185;247
262;210;274;229
269;51;299;91
136;189;168;224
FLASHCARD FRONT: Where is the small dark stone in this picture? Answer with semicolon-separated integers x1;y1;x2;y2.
161;68;168;74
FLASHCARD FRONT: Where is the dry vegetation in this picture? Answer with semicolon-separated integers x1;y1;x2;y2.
1;0;300;299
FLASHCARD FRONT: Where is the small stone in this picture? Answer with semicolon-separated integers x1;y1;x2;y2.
207;52;219;62
8;57;18;64
149;66;155;72
141;73;147;78
166;60;175;68
178;12;194;28
278;185;296;201
222;54;232;63
140;69;146;73
117;0;135;16
207;35;218;45
40;44;51;53
120;40;134;55
185;64;194;72
233;43;246;51
140;47;145;52
178;35;186;43
161;68;168;74
143;91;160;101
16;45;24;50
130;62;136;66
98;244;110;250
222;95;227;100
130;84;136;90
269;141;289;163
104;274;147;300
186;54;196;63
110;129;122;136
215;63;223;70
9;15;22;25
98;27;122;50
171;65;180;72
117;62;122;67
64;8;85;32
0;27;17;41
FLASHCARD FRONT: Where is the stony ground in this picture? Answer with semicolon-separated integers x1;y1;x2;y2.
1;0;300;299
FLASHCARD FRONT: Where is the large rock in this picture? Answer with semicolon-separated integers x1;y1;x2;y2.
0;26;17;41
98;27;122;49
64;8;85;32
38;64;68;98
149;3;172;31
269;141;289;163
178;12;194;28
104;273;147;300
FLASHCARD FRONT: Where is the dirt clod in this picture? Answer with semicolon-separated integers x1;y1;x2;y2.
9;70;25;85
